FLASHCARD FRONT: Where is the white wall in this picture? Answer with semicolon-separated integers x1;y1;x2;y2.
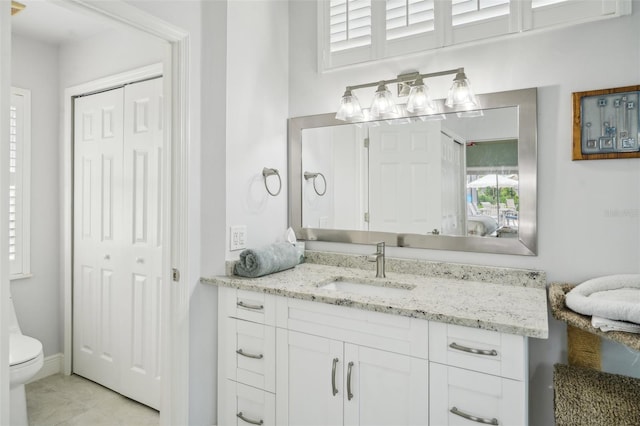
225;0;290;260
57;29;165;89
10;35;60;358
289;3;640;425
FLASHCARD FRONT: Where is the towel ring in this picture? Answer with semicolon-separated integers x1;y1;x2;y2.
262;167;282;196
303;171;327;196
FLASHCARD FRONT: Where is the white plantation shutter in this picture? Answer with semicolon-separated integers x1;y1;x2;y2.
9;88;31;279
320;0;630;70
528;0;621;31
452;0;510;26
531;0;568;8
386;0;434;40
330;0;372;52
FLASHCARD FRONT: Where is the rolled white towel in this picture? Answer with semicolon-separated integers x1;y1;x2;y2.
591;316;640;334
565;274;640;325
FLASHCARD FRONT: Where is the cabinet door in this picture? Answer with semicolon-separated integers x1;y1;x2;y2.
276;330;343;426
344;344;429;426
430;363;526;426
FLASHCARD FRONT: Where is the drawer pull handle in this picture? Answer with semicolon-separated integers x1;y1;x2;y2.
449;342;498;356
347;361;354;401
450;406;499;425
236;349;263;359
331;358;339;396
237;412;264;425
237;301;264;311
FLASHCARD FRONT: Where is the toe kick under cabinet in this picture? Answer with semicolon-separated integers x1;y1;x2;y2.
218;287;528;426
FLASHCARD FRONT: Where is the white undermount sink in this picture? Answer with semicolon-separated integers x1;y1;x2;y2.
319;279;414;298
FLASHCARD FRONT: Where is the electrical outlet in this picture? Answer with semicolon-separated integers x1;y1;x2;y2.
230;226;247;251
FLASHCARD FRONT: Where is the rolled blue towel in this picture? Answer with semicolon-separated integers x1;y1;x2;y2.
234;242;301;278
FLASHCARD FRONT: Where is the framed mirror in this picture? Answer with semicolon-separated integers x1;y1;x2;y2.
288;88;537;255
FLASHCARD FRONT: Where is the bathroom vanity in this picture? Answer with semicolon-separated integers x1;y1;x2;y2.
203;253;548;426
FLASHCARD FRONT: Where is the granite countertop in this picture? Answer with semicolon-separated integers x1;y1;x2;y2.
202;261;549;339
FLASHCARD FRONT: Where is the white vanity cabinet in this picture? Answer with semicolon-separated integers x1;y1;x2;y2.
217;286;529;426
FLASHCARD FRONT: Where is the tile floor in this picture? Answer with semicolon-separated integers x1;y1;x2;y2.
25;374;159;426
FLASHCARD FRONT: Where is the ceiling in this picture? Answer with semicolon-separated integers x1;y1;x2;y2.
11;0;116;45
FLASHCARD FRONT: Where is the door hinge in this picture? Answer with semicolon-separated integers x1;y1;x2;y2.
364;212;370;223
172;268;180;282
364;137;370;148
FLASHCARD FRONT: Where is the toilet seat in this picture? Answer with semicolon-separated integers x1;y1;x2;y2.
10;333;42;366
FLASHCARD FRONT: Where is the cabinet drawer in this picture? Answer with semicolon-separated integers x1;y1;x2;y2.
223;317;276;392
430;363;526;426
429;322;526;380
282;297;429;358
220;380;276;426
222;287;277;325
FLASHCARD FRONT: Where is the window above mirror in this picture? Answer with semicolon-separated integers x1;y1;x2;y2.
319;0;631;70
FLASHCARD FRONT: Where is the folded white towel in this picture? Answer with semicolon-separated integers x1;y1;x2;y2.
591;316;640;334
565;274;640;325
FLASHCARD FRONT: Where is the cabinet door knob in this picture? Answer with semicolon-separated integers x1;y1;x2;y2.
331;357;339;396
104;254;110;260
450;406;498;425
136;257;145;264
237;412;264;425
449;342;498;356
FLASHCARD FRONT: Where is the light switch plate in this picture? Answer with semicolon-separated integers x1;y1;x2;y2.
230;226;247;251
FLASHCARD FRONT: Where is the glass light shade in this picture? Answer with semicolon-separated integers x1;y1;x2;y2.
445;72;478;108
369;84;399;119
406;82;435;114
335;89;364;121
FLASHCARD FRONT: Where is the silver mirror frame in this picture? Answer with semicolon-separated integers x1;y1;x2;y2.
288;88;537;256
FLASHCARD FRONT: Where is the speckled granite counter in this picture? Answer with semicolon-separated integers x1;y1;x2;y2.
203;253;548;339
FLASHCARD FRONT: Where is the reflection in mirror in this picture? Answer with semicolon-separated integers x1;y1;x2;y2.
302;107;519;238
290;88;537;255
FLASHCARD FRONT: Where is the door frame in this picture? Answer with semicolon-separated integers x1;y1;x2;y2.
58;2;190;425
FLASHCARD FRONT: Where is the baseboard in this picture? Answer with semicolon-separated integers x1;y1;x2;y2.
28;353;63;383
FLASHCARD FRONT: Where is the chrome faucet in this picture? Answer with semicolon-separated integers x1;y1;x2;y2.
368;242;386;278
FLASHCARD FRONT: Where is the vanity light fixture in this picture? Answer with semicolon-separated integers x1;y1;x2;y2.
370;82;400;119
335;89;364;121
335;67;478;122
445;70;477;108
406;76;436;114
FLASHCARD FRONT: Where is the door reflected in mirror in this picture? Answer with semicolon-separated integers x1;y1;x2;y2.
302;107;519;239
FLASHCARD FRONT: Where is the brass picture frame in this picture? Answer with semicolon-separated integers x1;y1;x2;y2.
572;85;640;160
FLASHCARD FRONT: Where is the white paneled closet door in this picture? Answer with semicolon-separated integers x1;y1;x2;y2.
73;87;125;393
120;77;163;409
73;77;163;410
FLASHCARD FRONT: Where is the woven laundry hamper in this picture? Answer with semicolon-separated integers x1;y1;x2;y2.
554;363;640;426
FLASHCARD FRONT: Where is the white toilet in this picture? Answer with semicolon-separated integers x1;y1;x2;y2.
9;293;44;426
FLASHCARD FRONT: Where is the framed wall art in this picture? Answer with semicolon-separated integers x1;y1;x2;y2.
572;85;640;160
